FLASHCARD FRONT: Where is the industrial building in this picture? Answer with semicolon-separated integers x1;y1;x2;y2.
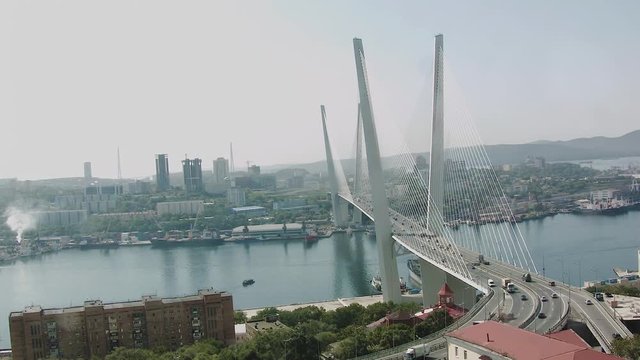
9;289;235;360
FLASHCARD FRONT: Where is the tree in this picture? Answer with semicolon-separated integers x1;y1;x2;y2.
234;310;248;324
105;348;158;360
612;335;640;359
415;309;453;338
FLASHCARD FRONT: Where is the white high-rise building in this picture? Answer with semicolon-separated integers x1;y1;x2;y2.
213;157;230;184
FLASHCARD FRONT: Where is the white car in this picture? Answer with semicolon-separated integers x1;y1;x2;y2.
488;279;495;287
585;299;593;305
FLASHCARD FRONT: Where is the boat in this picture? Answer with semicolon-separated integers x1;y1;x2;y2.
575;198;638;215
370;275;410;293
150;230;221;247
305;230;318;242
370;275;382;292
242;279;255;286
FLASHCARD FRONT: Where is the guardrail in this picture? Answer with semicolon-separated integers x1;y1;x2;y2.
348;288;495;360
545;302;570;334
583;314;612;354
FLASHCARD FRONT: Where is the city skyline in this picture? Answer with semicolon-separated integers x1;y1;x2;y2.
1;1;639;180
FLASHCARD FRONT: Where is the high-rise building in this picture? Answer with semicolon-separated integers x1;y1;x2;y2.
83;162;92;181
9;289;235;360
248;165;261;176
182;158;203;193
213;157;229;184
155;154;170;192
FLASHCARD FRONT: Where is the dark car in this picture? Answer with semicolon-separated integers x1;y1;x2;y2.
521;294;528;301
613;333;622;340
538;312;547;319
605;293;614;298
549;281;556;286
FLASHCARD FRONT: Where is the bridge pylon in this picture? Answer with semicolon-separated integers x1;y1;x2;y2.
353;38;402;303
320;105;349;227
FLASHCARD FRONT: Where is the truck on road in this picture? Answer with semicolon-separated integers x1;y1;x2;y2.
502;278;515;293
404;344;431;359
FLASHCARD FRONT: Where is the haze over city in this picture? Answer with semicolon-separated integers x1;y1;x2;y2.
1;1;639;180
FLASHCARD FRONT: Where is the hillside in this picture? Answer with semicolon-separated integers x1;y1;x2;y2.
264;129;640;173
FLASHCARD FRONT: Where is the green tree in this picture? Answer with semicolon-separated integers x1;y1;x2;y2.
415;309;453;338
234;311;248;324
105;347;158;360
612;335;640;359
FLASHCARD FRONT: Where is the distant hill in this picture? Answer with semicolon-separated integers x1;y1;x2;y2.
263;129;640;174
484;129;640;165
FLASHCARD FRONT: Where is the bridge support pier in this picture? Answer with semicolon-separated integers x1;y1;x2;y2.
333;196;350;228
352;208;363;225
419;259;476;310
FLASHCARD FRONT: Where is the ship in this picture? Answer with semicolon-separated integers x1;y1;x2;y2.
575;198;638;215
150;230;221;247
242;279;255;286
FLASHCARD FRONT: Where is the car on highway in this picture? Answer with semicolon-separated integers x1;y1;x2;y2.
540;296;548;302
551;293;558;299
549;281;556;286
613;333;622;340
585;299;593;305
605;292;614;298
538;312;547;319
488;279;495;287
521;294;528;301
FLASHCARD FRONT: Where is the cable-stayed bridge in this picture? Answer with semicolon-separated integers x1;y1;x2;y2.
320;35;631;353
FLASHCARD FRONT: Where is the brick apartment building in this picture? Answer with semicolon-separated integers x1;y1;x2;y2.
9;288;234;360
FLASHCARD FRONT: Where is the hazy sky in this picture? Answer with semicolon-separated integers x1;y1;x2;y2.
1;1;639;180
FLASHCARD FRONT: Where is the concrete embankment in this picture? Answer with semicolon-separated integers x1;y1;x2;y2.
241;295;383;318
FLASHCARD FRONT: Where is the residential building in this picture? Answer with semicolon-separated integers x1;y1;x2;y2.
156;200;204;216
9;289;235;360
183;158;203;193
33;210;88;227
155;154;171;192
445;320;623;360
213;157;230;184
83;162;92;182
227;188;246;207
248;165;260;176
127;180;151;194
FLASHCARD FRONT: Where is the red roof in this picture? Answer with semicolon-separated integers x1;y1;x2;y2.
438;283;454;296
446;321;623;360
546;330;591;348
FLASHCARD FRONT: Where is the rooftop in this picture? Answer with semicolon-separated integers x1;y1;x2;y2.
446;321;623;360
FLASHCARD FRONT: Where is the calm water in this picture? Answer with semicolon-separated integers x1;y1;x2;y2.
2;211;640;347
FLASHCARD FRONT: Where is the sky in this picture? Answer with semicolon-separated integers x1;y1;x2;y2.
1;1;639;180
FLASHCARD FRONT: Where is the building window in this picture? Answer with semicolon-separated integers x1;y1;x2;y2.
464;350;467;359
455;346;458;356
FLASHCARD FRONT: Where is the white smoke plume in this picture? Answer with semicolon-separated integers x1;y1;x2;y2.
4;207;37;243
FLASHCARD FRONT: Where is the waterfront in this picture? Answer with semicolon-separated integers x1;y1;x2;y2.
1;211;639;348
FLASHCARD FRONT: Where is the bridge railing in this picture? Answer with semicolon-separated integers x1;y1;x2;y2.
347;288;495;360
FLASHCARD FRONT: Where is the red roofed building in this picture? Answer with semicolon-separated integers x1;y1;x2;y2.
444;321;623;360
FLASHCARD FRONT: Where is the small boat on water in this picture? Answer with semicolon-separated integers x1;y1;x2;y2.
242;279;255;286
